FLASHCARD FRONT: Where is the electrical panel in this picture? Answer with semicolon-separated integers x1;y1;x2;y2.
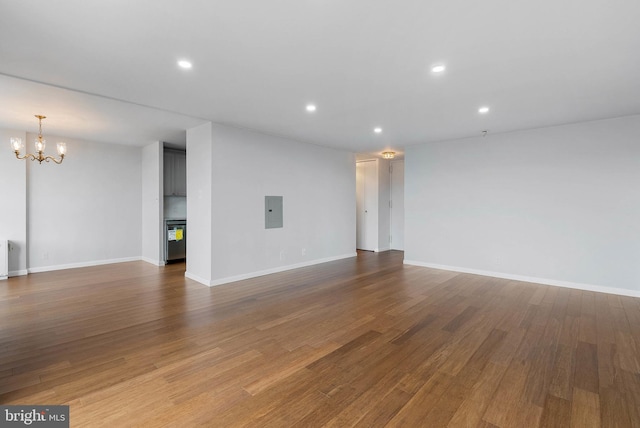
265;196;283;229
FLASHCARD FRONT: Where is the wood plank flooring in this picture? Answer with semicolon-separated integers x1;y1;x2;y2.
1;251;639;427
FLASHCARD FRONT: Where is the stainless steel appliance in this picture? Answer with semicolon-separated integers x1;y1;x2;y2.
165;220;186;262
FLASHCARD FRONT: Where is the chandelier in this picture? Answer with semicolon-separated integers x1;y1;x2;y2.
10;115;67;164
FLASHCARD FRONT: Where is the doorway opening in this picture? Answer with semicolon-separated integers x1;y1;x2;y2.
355;158;404;253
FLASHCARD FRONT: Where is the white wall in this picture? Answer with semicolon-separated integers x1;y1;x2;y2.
390;160;404;250
185;122;214;284
0;129;27;276
27;134;142;271
377;158;391;251
199;123;356;286
405;115;640;296
141;141;163;265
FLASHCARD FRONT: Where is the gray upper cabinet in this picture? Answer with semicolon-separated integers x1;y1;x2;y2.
164;150;187;196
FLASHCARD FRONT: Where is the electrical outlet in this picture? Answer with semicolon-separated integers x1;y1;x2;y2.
302;248;306;256
43;252;49;260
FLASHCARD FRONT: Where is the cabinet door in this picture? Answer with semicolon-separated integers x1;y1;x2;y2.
163;151;175;196
174;152;187;196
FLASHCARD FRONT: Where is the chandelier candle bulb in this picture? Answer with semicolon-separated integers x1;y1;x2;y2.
35;138;45;152
10;137;23;151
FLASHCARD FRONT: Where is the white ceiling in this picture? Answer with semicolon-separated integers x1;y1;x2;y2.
1;0;639;152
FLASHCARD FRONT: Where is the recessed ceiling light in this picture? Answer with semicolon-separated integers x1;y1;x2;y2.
306;104;317;112
431;64;446;73
478;106;490;114
177;60;192;69
374;127;382;134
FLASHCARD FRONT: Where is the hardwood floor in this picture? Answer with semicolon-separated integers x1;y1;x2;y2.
1;251;639;427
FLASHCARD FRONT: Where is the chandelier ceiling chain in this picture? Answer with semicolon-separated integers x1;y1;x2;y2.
11;115;67;164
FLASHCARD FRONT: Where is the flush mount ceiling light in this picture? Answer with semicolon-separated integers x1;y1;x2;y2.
374;127;382;134
478;106;490;114
431;64;446;73
305;104;317;112
382;151;395;159
177;60;192;69
10;115;66;164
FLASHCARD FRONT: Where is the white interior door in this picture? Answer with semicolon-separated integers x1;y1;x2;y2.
390;160;404;250
356;162;366;249
356;161;377;251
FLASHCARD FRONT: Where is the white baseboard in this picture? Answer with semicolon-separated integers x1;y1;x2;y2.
187;252;358;287
184;271;211;285
375;247;391;252
9;269;28;277
403;260;640;298
28;257;142;274
141;257;165;267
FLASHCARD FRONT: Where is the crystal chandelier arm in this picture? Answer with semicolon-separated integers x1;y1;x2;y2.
14;151;36;161
43;154;65;164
